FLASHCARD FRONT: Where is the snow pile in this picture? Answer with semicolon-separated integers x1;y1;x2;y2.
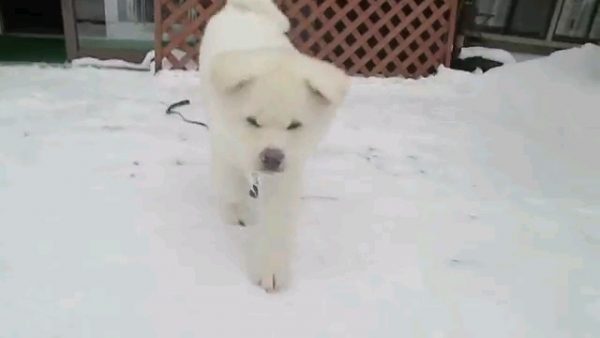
72;51;155;71
0;44;599;338
460;46;517;64
72;49;196;72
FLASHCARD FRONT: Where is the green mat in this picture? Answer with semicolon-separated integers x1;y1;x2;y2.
0;36;67;63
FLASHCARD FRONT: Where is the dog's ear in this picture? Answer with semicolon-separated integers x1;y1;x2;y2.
210;49;283;94
299;57;350;106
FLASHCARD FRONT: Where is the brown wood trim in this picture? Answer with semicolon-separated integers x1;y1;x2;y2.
60;0;79;60
154;0;163;72
445;0;458;66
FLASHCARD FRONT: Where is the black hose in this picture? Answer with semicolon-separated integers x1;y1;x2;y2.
166;99;209;129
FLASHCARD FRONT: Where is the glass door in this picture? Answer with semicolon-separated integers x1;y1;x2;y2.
554;0;600;42
63;0;154;62
590;7;600;39
475;0;513;31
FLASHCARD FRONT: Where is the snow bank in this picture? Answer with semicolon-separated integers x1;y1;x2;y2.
460;46;517;64
72;51;154;70
72;49;196;72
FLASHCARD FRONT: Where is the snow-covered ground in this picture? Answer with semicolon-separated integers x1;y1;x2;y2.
511;52;544;63
1;44;599;338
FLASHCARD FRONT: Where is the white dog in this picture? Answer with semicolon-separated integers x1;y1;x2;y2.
199;0;350;292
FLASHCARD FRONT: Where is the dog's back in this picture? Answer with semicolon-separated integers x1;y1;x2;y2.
227;0;289;31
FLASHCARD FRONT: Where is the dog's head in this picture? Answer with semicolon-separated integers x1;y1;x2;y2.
209;48;350;174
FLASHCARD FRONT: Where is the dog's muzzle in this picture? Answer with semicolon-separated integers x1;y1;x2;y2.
259;148;285;172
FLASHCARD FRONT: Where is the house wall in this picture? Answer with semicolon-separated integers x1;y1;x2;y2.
0;0;63;34
75;0;105;22
0;6;4;34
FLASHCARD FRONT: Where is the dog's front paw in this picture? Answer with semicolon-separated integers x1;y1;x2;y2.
257;272;287;293
249;254;289;293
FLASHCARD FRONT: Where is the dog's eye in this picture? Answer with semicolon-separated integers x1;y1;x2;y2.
246;116;261;128
287;120;302;130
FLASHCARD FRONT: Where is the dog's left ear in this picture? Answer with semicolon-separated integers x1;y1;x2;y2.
299;56;350;106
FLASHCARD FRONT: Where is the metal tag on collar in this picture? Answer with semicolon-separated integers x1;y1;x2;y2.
248;173;260;199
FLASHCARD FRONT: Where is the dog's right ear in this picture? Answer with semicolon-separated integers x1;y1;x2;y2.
210;49;282;94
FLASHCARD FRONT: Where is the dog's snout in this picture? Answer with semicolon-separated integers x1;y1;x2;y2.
260;148;285;172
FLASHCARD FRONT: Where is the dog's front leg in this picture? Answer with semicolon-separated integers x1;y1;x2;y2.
211;152;256;226
249;172;301;292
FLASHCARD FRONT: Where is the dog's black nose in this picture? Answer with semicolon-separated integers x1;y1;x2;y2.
260;148;285;172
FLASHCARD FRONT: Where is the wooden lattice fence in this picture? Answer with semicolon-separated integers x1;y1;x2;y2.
154;0;458;78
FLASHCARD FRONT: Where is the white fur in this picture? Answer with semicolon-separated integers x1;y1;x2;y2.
199;0;349;292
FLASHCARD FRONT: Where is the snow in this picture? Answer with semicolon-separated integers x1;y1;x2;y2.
72;49;195;72
1;44;599;338
460;46;517;64
71;51;154;71
511;52;544;63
